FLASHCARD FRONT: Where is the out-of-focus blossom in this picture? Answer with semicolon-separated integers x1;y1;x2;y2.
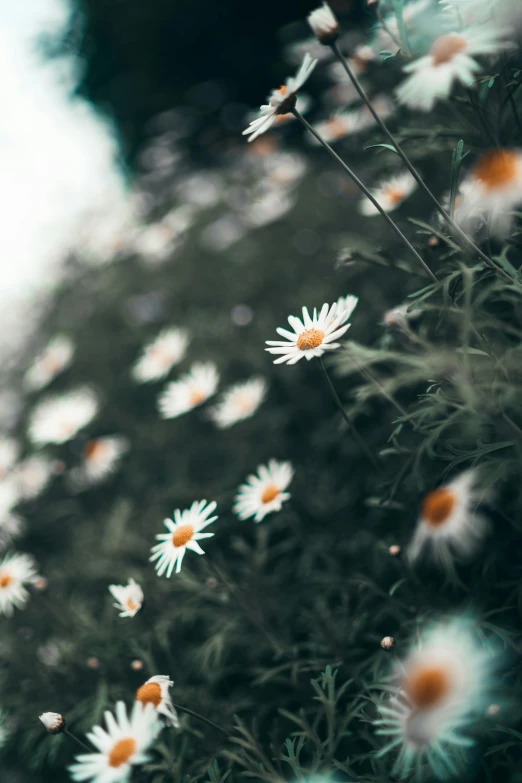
150;500;217;576
212;378;267;429
28;388;99;446
233;460;293;522
109;578;144;618
135;675;179;727
76;436;129;486
262;152;307;189
24;336;74;392
311;97;394;143
308;2;340;45
383;303;421;328
15;455;53;500
242;189;295;228
0;552;39;617
266;302;351;364
0;438;19;479
133;221;181;264
200;215;246;252
359;173;417;216
132;328;189;384
373;0;434;54
158;363;219;420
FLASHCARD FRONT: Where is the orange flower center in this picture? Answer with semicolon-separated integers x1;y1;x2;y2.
136;681;162;708
233;392;256;414
382;186;405;205
404;666;450;709
0;573;12;589
472;149;519;191
189;388;206;406
108;737;136;768
83;440;105;461
325;118;349;139
430;34;467;65
296;328;325;351
149;344;174;367
421;487;456;527
278;85;287;97
127;598;138;611
42;353;62;375
172;524;194;547
261;484;280;504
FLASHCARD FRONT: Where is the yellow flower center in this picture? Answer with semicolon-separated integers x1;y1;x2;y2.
126;598;138;611
136;681;162;708
325;117;349;139
472;149;519;191
83;439;105;461
0;573;12;589
382;186;405;205
430;34;467;66
261;484;280;504
172;524;194;548
189;388;206;406
421;487;456;527
108;737;136;767
42;352;62;375
149;344;174;367
404;665;450;709
296;328;325;351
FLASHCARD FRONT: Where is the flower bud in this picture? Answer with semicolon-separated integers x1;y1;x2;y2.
307;3;340;45
381;636;396;650
389;544;401;556
39;712;65;734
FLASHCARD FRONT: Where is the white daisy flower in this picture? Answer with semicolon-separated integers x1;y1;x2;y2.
311;97;394;143
408;470;488;566
28;388;99;446
0;513;24;552
79;436;129;485
69;701;161;783
233;460;294;522
135;675;180;728
0;438;20;478
132;328;189;383
243;54;318;142
396;26;510;111
246;95;311;134
265;302;351;365
359;173;417;216
158;363;219;419
307;2;340;45
24;335;75;392
456;148;522;232
213;378;267;429
334;295;359;325
150;500;217;577
0;552;39;617
109;578;144;618
15;455;53;500
374;615;494;779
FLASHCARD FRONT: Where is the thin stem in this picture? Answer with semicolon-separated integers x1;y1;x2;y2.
343;345;408;418
318;356;378;467
172;703;231;737
292;108;438;283
64;728;93;754
329;43;513;282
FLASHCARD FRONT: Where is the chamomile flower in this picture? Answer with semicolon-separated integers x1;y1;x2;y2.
15;455;53;500
150;500;217;577
265;302;351;364
456;148;522;232
24;335;74;392
307;2;340;45
132;328;189;383
359;173;417;216
78;436;129;486
69;701;161;783
158;362;219;419
0;552;39;617
135;675;179;728
109;578;144;618
374;615;494;779
0;513;24;552
212;378;267;429
233;460;293;522
0;438;19;478
243;54;318;142
408;470;488;566
396;27;510;111
28;388;99;446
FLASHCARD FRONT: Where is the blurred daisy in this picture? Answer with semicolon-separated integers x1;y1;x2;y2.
0;438;19;478
132;328;189;383
266;302;351;364
408;470;487;566
0;513;24;552
243;189;295;228
308;2;340;45
375;615;494;779
28;388;99;446
383;303;421;328
158;362;219;419
313;113;362;144
263;151;307;188
396;27;510;111
243;54;318;142
373;0;436;54
15;455;53;500
360;173;417;216
213;378;267;429
0;552;39;616
24;335;74;392
456;148;522;232
69;701;160;783
150;500;217;577
79;436;129;485
136;675;179;728
109;578;144;618
134;221;179;264
234;460;293;522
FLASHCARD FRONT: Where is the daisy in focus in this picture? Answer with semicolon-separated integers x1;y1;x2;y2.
0;438;19;478
158;362;219;419
135;675;180;727
150;500;217;577
109;578;144;618
234;460;293;522
77;436;129;486
374;615;494;779
24;335;74;392
359;173;417;216
243;53;318;142
396;27;510;111
69;701;161;783
408;470;488;566
28;388;99;446
265;302;351;364
132;327;189;383
212;378;267;429
0;552;39;617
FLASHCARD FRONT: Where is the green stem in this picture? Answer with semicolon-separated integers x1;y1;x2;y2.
172;703;230;737
64;728;93;754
